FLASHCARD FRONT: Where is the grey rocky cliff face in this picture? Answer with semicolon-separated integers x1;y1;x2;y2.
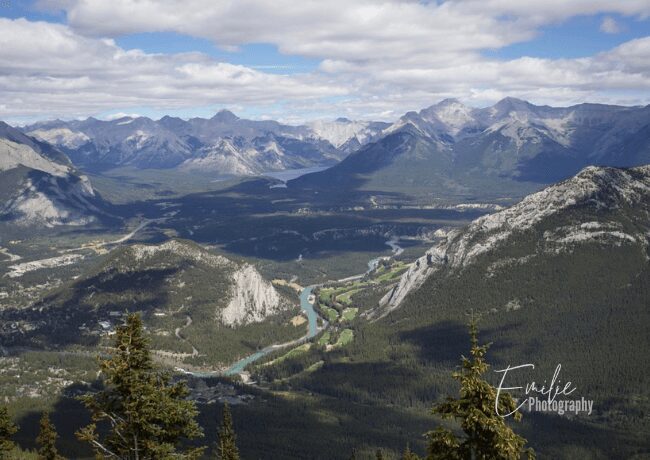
221;264;287;326
0;123;105;227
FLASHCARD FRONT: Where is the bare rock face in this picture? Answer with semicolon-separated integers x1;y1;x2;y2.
27;128;91;150
0;123;105;227
222;264;286;326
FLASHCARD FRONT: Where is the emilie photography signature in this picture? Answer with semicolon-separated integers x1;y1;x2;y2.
494;363;594;417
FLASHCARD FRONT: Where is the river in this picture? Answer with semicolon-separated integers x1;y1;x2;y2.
338;237;404;283
222;285;320;376
187;238;403;378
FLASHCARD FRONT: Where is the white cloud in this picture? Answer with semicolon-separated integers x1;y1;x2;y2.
600;16;621;34
0;18;346;121
3;2;650;122
40;0;650;59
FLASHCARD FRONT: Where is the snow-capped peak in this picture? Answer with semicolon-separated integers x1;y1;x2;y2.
308;118;377;148
421;99;477;135
125;130;151;149
27;127;90;149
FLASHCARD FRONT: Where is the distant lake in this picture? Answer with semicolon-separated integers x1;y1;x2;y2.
263;165;329;182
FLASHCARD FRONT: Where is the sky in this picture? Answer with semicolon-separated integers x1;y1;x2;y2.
0;0;649;124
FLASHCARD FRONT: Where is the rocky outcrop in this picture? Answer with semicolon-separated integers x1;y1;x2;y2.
130;239;230;267
221;264;287;326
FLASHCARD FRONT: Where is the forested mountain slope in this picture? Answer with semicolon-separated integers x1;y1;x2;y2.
268;165;650;458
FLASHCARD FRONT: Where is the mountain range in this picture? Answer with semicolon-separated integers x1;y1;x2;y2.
289;98;650;199
12;98;650;196
24;112;388;174
3;97;650;226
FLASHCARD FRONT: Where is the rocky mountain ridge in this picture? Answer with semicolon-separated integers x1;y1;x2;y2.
113;239;292;327
381;164;650;312
23;111;386;174
0;122;106;227
289;99;650;196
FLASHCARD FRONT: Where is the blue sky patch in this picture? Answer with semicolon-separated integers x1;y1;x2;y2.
485;14;650;60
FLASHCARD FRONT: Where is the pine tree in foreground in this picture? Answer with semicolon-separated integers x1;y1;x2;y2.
0;406;18;458
402;444;420;460
216;403;239;460
426;320;535;460
76;313;205;459
36;412;64;460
